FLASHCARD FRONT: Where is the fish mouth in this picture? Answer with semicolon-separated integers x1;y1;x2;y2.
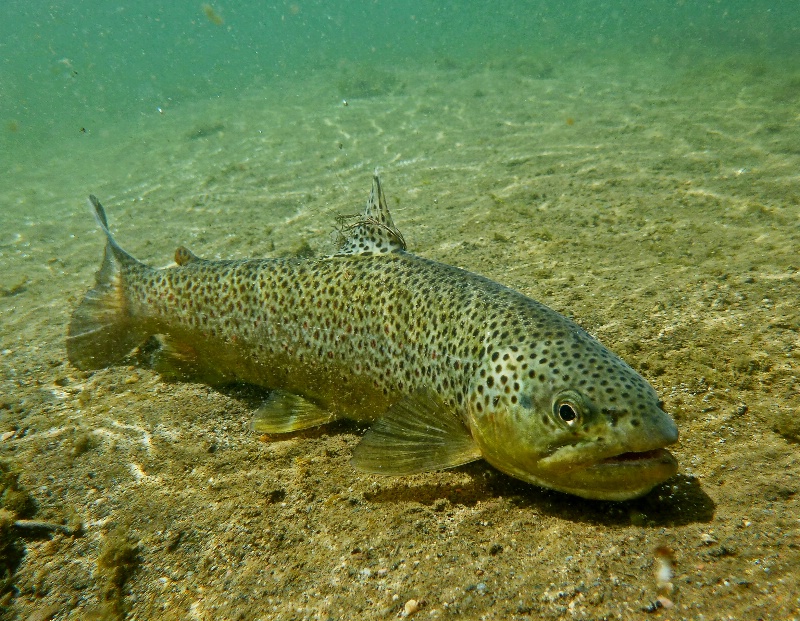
539;441;677;472
596;448;675;466
527;447;679;500
568;448;679;500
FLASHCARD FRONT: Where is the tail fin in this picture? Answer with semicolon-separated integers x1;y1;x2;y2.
67;196;149;370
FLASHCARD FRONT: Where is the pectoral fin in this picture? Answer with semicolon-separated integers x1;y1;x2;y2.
251;391;333;434
350;391;482;475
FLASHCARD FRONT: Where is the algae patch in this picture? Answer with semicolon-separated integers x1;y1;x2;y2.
0;460;36;613
89;527;140;621
0;460;37;519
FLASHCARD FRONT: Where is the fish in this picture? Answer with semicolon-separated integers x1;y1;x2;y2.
67;171;679;500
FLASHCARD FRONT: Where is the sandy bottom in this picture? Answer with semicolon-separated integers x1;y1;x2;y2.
1;53;799;620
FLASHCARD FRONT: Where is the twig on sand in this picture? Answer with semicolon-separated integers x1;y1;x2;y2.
12;520;75;536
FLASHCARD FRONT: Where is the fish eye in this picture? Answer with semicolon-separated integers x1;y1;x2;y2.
558;403;578;425
551;390;586;428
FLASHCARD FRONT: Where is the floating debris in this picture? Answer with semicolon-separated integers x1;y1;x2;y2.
202;4;224;25
648;546;676;612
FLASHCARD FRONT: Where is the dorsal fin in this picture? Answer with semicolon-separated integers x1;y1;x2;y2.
336;171;406;256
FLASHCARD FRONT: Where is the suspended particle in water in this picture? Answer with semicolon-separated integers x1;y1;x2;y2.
202;4;224;26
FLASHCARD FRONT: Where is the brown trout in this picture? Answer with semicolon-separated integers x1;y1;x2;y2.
68;172;678;500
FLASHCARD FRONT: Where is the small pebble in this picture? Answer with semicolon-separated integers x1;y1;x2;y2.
657;596;674;609
402;599;420;617
1;431;15;441
700;533;717;545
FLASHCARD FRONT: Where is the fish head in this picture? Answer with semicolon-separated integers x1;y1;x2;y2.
468;334;679;500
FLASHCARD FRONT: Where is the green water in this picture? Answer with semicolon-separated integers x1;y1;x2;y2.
2;0;798;228
2;1;797;163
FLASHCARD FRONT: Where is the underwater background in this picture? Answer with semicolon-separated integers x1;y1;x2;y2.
1;1;799;620
3;1;799;180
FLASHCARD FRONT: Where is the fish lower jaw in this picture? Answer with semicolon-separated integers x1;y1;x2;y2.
564;448;679;500
493;448;679;501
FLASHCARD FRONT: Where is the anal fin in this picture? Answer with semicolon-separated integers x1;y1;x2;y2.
350;390;481;475
252;391;333;434
149;336;230;385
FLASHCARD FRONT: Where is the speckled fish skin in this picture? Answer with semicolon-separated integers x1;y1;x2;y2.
67;172;679;500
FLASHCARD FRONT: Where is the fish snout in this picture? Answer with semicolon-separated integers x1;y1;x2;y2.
662;415;679;445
